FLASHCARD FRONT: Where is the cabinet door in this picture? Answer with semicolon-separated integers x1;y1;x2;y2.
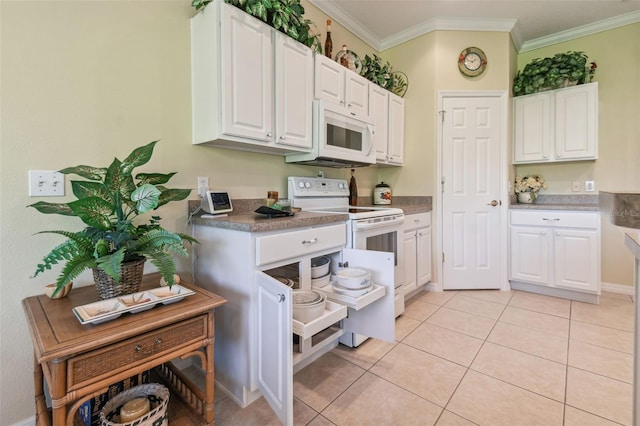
554;83;598;160
513;93;552;163
553;229;599;292
403;231;417;295
387;93;405;165
256;272;292;426
369;84;389;162
340;249;395;342
221;5;273;142
510;226;551;285
417;227;432;286
314;54;345;105
275;33;313;150
345;73;369;117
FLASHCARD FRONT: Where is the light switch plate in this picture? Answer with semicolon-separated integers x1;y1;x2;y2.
29;170;64;196
585;181;595;192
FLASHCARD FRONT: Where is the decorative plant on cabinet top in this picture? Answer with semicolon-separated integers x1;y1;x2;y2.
360;53;409;98
513;51;597;97
192;0;321;52
28;141;196;297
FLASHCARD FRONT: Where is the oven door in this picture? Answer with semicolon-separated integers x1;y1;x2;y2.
351;217;405;314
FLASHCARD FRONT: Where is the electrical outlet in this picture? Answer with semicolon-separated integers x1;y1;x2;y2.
29;170;64;196
585;180;595;192
571;181;581;192
197;176;209;198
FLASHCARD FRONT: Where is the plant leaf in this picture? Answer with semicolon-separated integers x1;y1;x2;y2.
58;165;107;181
68;197;114;230
156;188;192;208
94;247;126;282
28;201;76;216
71;180;112;203
131;184;161;214
135;172;177;185
120;141;157;175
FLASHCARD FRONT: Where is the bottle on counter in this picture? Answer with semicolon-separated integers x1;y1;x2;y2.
324;19;333;58
349;169;358;206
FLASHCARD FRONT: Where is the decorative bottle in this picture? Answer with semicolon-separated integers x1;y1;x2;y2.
349;169;358;206
324;19;333;58
340;44;349;68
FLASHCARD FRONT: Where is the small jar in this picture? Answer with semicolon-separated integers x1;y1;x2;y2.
373;182;392;205
266;191;279;206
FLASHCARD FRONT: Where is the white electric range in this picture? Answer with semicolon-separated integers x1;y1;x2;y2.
288;176;405;346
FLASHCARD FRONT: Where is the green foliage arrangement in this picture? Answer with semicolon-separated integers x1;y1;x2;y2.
513;51;597;97
192;0;321;52
360;54;409;97
29;141;196;296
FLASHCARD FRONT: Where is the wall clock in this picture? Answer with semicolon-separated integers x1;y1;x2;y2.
458;47;487;77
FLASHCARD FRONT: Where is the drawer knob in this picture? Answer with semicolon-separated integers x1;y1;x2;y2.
542;218;560;221
134;345;153;355
155;338;162;345
277;294;285;303
302;238;318;245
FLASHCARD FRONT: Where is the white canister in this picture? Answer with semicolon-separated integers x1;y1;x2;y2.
373;182;392;205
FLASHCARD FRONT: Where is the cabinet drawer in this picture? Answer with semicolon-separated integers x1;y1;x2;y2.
292;300;347;339
256;224;346;266
510;210;599;229
404;212;431;232
68;316;207;390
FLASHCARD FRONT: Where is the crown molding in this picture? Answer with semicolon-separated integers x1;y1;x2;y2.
520;10;640;52
309;1;640;53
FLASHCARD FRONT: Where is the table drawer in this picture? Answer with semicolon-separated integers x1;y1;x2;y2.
256;224;346;266
68;315;207;389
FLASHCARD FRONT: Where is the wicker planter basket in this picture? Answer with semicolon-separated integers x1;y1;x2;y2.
100;383;169;426
93;258;145;300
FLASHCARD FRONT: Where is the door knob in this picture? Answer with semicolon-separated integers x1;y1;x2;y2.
487;200;501;206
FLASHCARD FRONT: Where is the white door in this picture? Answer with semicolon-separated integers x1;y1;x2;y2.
256;272;293;426
441;95;504;289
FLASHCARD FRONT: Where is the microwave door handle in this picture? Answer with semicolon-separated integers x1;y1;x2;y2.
366;124;375;155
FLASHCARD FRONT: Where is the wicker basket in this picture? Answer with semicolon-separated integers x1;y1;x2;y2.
100;383;169;426
93;258;145;300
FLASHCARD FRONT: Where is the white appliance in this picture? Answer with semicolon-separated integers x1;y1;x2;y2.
285;100;376;168
288;176;405;347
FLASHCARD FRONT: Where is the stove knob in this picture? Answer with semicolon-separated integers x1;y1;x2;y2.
338;183;344;189
298;181;305;189
304;181;312;189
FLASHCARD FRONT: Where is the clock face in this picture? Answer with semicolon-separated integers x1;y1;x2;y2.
458;47;487;77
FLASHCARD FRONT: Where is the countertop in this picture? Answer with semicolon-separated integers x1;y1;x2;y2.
190;196;432;233
509;194;600;211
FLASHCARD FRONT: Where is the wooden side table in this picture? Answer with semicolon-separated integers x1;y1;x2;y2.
22;274;226;426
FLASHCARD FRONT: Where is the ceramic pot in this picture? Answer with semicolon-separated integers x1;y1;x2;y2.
517;192;536;204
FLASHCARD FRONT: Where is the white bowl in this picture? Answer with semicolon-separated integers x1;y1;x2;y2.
310;256;330;278
334;268;371;290
311;273;331;288
292;290;326;323
332;283;373;297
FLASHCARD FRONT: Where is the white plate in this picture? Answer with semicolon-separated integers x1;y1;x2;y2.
331;284;373;297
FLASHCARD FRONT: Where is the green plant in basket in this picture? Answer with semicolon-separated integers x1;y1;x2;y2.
513;51;595;97
29;141;196;297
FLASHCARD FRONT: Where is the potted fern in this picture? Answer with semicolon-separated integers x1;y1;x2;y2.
29;141;196;298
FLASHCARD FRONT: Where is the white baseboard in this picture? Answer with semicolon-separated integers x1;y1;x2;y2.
601;281;634;296
11;417;35;426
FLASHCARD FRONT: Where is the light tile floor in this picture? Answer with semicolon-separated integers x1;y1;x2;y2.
212;289;634;425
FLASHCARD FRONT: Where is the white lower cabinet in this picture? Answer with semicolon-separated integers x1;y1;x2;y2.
509;210;600;301
194;222;395;425
403;212;432;297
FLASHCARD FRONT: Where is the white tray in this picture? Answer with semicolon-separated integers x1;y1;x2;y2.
72;284;195;325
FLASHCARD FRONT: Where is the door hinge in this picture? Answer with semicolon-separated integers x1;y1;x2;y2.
441;176;445;193
442;252;445;263
439;110;446;123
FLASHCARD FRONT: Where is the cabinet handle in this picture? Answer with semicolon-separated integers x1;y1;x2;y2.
556;232;561;236
155;338;162;345
277;294;285;303
279;135;285;141
340;100;345;104
541;231;546;235
266;132;272;138
414;219;420;224
302;238;318;245
542;218;560;221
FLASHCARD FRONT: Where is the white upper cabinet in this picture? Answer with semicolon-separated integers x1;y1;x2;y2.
314;54;369;119
370;84;405;166
513;83;598;164
191;1;313;153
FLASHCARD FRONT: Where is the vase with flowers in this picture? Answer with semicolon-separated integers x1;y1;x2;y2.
514;175;548;204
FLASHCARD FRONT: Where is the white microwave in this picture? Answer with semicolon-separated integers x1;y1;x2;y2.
285;100;375;167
